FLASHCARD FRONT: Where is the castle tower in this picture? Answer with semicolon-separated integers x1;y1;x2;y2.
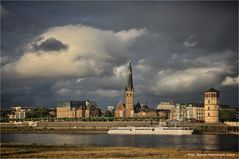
204;88;220;123
125;60;134;117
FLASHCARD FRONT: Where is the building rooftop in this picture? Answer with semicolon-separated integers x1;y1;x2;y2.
205;87;219;93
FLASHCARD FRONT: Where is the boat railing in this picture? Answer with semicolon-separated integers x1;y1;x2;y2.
162;127;191;130
109;127;132;130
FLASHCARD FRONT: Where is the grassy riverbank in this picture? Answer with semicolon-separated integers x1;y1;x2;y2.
1;144;238;159
0;127;108;134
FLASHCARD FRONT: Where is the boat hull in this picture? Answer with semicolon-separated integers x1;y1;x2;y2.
108;127;193;135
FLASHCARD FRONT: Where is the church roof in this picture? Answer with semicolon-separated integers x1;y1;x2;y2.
116;101;125;110
205;88;219;93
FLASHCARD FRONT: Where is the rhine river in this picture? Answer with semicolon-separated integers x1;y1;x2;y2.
1;134;238;151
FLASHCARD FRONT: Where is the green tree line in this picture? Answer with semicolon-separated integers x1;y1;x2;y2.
220;109;237;122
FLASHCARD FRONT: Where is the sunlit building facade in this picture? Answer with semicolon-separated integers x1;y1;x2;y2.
204;88;220;123
56;100;101;118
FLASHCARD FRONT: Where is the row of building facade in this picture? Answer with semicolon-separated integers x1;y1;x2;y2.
6;60;221;124
8;106;30;119
113;60;220;123
157;102;204;122
56;100;101;118
55;60;221;123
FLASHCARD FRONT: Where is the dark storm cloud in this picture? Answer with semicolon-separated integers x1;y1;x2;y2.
31;37;68;52
1;1;238;109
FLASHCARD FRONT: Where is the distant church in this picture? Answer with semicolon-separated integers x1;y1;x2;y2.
114;60;156;118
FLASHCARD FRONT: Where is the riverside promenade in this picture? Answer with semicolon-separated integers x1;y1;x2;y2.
1;121;238;134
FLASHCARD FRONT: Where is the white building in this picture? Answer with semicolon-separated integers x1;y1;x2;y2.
186;105;194;119
156;102;175;119
192;106;204;121
186;104;204;121
10;106;30;119
170;104;187;121
157;102;175;110
107;106;115;112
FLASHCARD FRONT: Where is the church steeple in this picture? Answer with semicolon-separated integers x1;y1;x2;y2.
126;60;133;91
125;59;134;117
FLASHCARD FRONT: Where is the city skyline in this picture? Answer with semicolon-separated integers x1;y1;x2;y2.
1;1;238;109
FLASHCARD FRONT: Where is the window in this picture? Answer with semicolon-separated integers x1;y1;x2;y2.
208;100;210;104
208;107;210;110
208;113;210;117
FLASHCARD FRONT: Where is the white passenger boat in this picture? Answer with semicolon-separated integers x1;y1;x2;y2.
108;126;193;135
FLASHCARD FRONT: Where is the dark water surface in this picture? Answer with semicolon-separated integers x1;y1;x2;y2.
1;134;238;151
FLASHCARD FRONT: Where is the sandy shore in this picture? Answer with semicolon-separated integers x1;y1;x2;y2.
1;143;238;159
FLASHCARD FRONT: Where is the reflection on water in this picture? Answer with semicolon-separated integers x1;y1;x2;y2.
1;134;238;151
202;135;219;150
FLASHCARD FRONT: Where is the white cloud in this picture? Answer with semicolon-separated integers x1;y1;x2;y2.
171;53;179;60
52;80;84;97
151;67;219;94
115;28;146;43
221;76;239;86
113;63;128;79
51;80;72;90
193;50;235;67
183;40;198;48
135;58;150;72
183;34;198;47
76;78;85;83
93;89;121;98
3;24;145;78
150;51;234;95
56;88;71;96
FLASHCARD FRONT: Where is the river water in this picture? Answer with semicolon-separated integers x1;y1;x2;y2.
1;134;238;151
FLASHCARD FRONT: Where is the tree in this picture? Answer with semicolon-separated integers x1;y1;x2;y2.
0;109;11;122
104;110;113;117
220;109;237;122
26;107;51;119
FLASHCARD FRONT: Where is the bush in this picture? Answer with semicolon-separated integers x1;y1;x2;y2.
220;109;237;122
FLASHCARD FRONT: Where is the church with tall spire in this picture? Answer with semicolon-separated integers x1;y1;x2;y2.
125;60;134;117
114;60;156;118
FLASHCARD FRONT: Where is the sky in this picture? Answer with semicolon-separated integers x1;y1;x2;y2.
1;1;238;109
